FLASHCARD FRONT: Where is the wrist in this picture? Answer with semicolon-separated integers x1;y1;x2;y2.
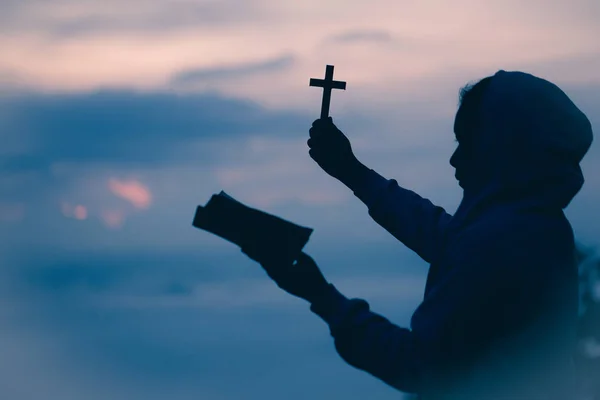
339;158;369;190
307;282;335;306
309;284;353;324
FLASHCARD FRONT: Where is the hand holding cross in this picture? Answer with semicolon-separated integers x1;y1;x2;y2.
309;65;346;120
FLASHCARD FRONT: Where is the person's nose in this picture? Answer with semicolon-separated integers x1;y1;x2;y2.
450;147;460;169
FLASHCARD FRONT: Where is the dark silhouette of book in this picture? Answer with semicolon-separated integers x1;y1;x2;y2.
192;191;313;264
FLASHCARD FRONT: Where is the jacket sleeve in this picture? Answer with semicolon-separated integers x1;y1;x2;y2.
309;284;421;393
309;219;561;395
348;166;452;264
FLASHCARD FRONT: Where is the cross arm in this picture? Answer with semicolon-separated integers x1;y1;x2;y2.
309;78;347;90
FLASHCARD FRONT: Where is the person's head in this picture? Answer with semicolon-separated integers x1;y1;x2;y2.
450;76;494;189
450;70;593;212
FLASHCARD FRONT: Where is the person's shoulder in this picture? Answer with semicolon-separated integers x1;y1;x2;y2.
457;207;572;257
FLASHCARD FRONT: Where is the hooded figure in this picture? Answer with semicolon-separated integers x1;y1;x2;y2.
304;70;594;399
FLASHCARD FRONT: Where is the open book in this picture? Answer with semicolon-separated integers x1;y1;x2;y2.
192;191;313;265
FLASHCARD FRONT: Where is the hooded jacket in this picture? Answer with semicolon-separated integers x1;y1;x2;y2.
309;70;594;399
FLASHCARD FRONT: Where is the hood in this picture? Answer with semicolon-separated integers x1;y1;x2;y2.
451;70;594;227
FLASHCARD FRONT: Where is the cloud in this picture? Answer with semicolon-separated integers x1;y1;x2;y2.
0;0;272;36
171;54;295;87
0;90;311;173
61;202;88;220
108;178;152;209
0;89;319;235
3;0;599;101
328;30;394;44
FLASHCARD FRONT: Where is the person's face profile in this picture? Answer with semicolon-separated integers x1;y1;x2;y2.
450;106;472;187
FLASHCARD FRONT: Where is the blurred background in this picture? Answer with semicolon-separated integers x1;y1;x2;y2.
1;0;599;399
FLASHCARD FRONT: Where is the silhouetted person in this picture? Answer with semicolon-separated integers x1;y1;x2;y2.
243;70;594;399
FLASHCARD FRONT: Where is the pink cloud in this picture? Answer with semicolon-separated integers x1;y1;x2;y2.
108;178;152;209
60;202;88;220
2;0;598;105
73;205;88;220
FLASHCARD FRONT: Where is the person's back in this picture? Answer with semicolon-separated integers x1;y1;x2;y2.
413;207;579;399
306;70;594;399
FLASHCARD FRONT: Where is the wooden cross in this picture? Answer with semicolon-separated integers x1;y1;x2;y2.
309;65;346;120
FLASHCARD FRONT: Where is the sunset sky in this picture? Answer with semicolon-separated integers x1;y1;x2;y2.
1;1;599;399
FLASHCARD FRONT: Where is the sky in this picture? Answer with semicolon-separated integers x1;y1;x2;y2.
1;0;600;399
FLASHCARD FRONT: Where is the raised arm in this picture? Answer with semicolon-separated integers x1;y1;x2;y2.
340;159;452;264
307;118;452;263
